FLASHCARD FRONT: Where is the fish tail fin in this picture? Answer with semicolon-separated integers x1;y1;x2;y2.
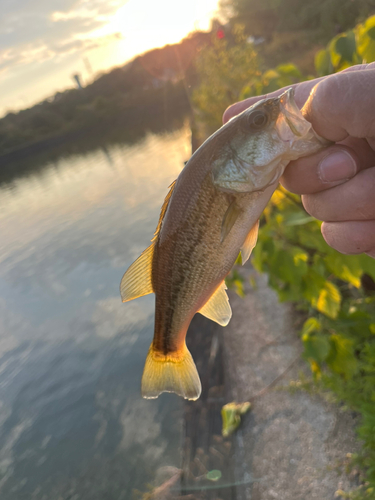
141;344;201;401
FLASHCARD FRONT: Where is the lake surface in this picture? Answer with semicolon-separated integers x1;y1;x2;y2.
0;125;192;499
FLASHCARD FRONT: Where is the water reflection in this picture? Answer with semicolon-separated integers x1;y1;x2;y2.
0;125;191;498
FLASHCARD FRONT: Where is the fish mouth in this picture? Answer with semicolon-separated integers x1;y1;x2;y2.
276;88;313;142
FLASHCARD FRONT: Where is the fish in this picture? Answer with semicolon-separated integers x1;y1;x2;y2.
120;88;329;401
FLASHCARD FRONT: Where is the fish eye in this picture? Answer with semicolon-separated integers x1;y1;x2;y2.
247;110;269;130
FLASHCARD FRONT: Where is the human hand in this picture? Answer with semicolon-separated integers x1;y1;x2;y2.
223;64;375;258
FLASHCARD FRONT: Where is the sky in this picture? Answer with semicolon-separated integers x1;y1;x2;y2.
0;0;220;116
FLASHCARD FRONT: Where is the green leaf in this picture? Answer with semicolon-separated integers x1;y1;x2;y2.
324;253;362;288
298;224;328;252
334;32;356;62
326;334;357;377
303;334;331;363
356;15;375;63
234;252;242;265
269;246;308;286
312;254;327;276
328;38;342;68
284;213;314;226
262;69;280;80
221;402;251;437
302;270;326;305
357;254;375;281
367;26;375;40
290;246;308;269
225;269;245;298
251;241;264;272
239;84;253;100
206;470;222;481
301;317;321;336
316;281;342;319
269;248;296;284
276;63;302;78
301;318;329;363
363;15;375;33
315;49;332;76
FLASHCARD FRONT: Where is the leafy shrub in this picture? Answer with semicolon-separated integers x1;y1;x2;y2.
193;16;375;497
192;26;260;132
315;15;375;75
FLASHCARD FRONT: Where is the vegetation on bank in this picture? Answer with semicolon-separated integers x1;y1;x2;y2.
221;0;375;41
220;0;375;72
193;12;375;500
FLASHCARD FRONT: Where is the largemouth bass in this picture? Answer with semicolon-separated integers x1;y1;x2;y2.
120;88;329;401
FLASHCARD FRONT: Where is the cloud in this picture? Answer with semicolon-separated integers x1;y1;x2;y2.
52;32;123;55
0;0;126;73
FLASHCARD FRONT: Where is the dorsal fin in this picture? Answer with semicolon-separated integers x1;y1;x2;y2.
240;220;259;265
153;180;176;241
198;281;232;326
120;181;176;303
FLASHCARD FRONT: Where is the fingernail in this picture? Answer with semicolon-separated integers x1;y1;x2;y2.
318;151;357;183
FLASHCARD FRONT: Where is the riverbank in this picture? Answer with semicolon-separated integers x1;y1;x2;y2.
224;266;362;499
0;92;190;185
0;82;190;164
178;264;362;499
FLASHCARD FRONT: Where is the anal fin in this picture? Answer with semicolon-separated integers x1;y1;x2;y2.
240;220;259;265
120;243;154;302
198;281;232;326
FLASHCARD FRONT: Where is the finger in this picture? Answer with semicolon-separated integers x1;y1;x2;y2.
302;167;375;222
302;68;375;142
281;137;375;194
321;220;375;256
223;80;318;123
222;64;375;124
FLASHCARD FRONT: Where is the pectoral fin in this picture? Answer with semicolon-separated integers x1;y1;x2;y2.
240;220;259;265
221;201;242;243
120;243;154;302
198;281;232;326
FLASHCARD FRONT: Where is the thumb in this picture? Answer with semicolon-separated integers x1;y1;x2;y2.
302;68;375;142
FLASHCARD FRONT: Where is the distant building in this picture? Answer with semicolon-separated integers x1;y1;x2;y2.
72;74;83;89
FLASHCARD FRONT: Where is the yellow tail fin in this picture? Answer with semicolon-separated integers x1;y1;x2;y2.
141;344;201;401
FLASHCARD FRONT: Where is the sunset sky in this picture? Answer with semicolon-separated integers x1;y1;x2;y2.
0;0;220;117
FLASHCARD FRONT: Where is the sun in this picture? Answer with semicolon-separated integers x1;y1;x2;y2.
105;0;219;54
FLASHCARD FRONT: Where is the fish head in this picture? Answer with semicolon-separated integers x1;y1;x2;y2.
212;87;330;193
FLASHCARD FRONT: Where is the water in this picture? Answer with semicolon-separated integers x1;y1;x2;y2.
0;125;192;499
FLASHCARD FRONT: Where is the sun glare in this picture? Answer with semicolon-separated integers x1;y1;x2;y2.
93;0;219;61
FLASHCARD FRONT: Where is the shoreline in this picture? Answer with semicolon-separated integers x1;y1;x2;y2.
180;265;361;499
0;86;190;169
